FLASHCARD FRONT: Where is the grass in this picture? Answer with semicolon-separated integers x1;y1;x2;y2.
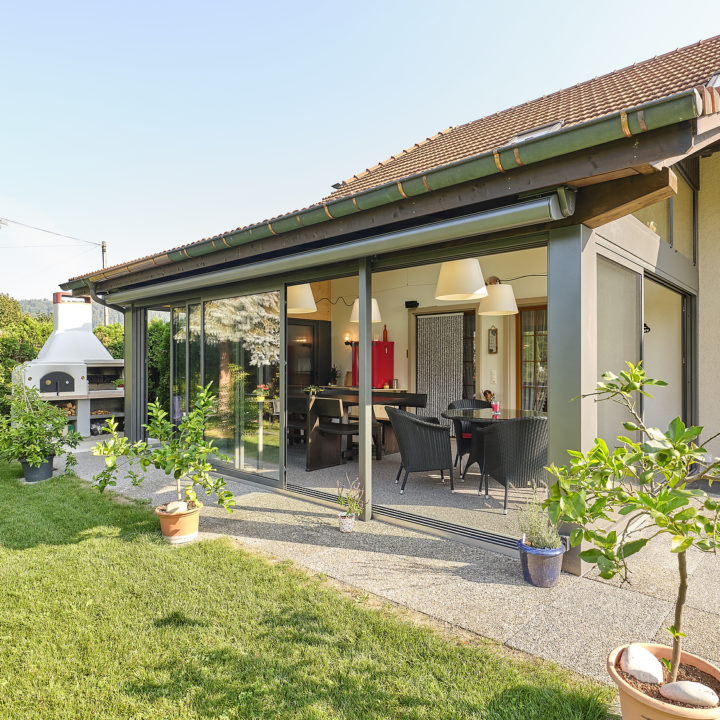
0;461;613;719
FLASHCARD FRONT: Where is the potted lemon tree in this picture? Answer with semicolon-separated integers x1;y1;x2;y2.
548;363;720;719
92;384;235;543
0;381;81;482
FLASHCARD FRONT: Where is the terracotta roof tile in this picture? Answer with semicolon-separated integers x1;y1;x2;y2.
326;35;720;199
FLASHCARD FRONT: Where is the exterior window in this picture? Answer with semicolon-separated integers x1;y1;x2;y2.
517;307;547;412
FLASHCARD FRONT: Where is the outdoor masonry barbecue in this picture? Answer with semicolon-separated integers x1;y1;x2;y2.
14;292;124;437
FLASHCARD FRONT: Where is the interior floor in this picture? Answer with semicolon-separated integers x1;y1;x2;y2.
285;440;537;538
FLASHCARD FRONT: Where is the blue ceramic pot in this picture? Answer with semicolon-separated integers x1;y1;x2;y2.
518;539;565;588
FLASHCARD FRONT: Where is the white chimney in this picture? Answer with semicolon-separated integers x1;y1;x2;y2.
36;294;113;363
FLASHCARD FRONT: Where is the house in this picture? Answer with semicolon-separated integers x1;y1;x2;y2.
61;35;720;573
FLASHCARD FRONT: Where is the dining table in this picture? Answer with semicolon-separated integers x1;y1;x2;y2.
289;388;428;469
441;407;546;478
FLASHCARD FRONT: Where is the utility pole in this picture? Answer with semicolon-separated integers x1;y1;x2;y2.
101;241;108;326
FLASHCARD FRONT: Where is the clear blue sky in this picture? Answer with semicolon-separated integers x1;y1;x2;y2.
2;0;719;300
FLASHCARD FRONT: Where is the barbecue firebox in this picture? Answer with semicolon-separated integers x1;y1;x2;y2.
14;293;124;436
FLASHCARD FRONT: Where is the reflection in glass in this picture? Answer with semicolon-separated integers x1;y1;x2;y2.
171;307;187;423
204;293;280;479
188;303;202;404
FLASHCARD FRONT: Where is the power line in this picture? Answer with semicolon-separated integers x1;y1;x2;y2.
0;243;90;248
0;217;101;246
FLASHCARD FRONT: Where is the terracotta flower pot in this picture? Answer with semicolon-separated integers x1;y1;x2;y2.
154;504;200;544
608;644;720;720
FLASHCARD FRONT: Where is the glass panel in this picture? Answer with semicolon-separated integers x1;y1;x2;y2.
171;307;187;423
147;310;171;412
634;197;670;243
597;257;641;444
188;303;202;404
203;292;280;480
518;307;547;412
643;278;684;429
673;174;694;260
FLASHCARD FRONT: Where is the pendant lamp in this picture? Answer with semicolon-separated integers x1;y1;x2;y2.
286;283;317;314
477;277;518;315
349;298;382;323
434;258;488;301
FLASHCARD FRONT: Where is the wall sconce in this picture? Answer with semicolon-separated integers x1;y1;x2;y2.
344;333;353;346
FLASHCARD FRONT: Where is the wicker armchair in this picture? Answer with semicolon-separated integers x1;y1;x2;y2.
447;398;492;471
385;406;454;494
477;416;548;513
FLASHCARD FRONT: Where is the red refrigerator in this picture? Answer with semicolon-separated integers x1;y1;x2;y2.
351;341;394;388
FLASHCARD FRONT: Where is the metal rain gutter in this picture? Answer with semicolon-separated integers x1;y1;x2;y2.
105;190;572;305
62;86;702;291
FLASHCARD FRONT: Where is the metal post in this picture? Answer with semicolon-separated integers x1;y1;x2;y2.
358;259;372;520
547;225;597;575
278;284;287;488
101;241;109;326
124;305;147;441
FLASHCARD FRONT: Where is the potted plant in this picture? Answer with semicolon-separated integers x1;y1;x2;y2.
92;383;235;544
517;489;565;588
0;381;82;482
548;362;720;718
336;477;366;533
112;377;125;389
328;366;339;386
303;384;322;396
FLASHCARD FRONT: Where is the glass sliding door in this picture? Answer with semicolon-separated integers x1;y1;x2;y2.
171;306;187;423
188;303;202;404
596;256;642;444
203;292;280;481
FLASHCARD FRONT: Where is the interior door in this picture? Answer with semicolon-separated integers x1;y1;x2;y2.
416;313;463;424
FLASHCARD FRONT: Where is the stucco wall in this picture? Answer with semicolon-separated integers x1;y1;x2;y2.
698;153;720;452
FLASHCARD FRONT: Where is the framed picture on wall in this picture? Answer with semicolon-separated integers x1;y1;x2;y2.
488;326;498;354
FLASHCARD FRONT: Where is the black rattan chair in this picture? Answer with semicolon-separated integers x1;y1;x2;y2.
447;398;492;472
385;406;454;494
477;416;548;514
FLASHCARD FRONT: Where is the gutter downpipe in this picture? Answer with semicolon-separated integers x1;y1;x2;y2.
104;191;573;306
84;279;126;316
62;86;701;290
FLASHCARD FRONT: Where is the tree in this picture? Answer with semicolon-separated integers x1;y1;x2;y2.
0;294;24;326
93;323;124;359
0;314;53;415
548;362;720;681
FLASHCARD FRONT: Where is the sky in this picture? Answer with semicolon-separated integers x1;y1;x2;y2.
2;0;720;300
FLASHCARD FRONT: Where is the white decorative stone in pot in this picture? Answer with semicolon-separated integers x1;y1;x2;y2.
620;644;664;684
165;500;188;514
660;681;719;707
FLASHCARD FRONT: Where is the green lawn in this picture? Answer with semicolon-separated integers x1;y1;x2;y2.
0;461;612;719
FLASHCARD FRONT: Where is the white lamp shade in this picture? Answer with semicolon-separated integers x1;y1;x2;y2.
287;283;317;314
434;259;488;301
477;283;518;315
349;298;382;323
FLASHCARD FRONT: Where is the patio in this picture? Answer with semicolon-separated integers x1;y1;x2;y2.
73;443;720;685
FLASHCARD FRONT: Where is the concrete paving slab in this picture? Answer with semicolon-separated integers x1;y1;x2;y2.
507;581;672;682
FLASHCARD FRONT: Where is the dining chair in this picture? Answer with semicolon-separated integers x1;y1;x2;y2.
385;406;454;494
447;398;492;473
476;416;548;513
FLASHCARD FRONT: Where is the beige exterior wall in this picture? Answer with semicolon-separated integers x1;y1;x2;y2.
698;153;720;452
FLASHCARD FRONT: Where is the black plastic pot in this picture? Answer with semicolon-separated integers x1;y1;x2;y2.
20;456;55;483
517;539;565;588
